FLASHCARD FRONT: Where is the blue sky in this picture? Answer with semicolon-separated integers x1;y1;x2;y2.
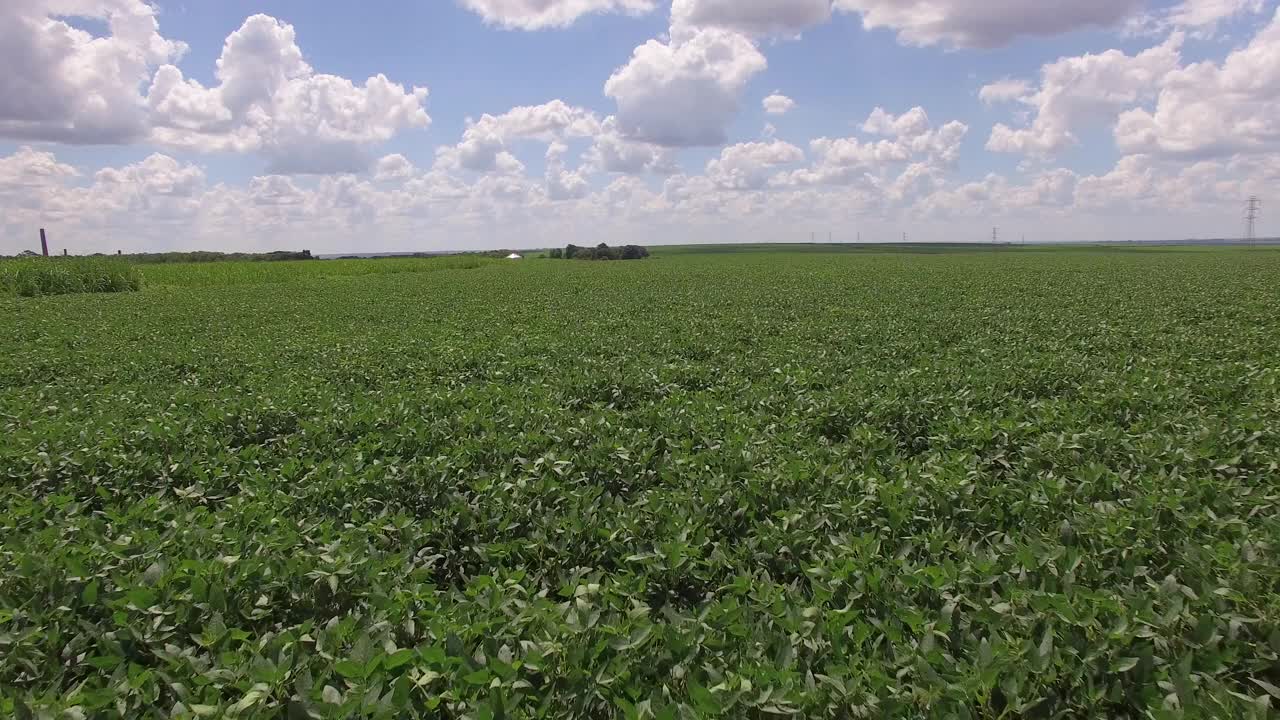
1;0;1277;254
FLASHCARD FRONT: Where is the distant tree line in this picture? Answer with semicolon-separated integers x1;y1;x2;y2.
549;243;650;261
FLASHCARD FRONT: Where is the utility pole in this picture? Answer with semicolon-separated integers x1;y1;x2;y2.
40;229;49;257
992;227;999;245
1246;196;1261;244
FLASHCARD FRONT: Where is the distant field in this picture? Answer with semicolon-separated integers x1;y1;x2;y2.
2;247;1279;718
138;254;497;287
650;242;1249;255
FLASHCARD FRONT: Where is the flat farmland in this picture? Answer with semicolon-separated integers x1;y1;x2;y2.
2;247;1279;718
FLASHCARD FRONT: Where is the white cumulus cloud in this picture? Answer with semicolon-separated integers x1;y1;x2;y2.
1168;0;1266;27
374;154;416;182
604;27;767;147
763;93;796;115
778;107;967;187
582;117;679;174
1116;9;1280;158
457;0;657;29
833;0;1144;48
987;34;1183;158
147;15;430;174
0;0;187;144
435;100;602;173
979;78;1031;105
94;153;205;198
0;146;79;191
1130;0;1266;36
545;141;591;200
706;140;804;189
672;0;832;37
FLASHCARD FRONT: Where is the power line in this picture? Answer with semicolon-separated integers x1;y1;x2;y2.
1245;195;1261;243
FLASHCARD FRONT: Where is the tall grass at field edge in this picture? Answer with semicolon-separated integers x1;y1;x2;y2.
0;257;142;297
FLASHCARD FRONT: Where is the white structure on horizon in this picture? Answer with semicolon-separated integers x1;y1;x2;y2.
506;253;523;260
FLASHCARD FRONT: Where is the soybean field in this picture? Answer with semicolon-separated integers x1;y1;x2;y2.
2;246;1280;718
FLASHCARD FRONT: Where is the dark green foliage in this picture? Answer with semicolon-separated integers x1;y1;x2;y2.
549;248;564;259
621;245;649;260
557;243;650;261
1;247;1279;718
0;257;142;297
